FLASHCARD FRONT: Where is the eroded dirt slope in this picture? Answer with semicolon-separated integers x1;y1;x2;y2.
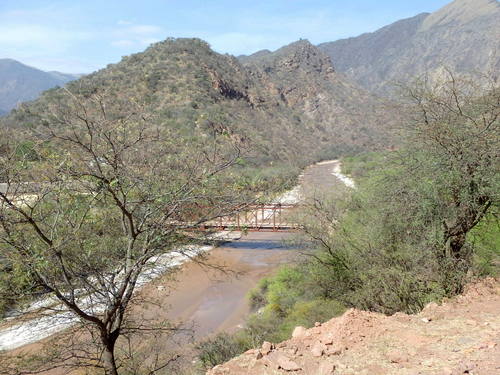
207;279;499;375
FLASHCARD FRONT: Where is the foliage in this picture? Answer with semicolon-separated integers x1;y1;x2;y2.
196;266;346;369
296;73;499;314
469;214;500;277
1;38;391;175
196;333;249;370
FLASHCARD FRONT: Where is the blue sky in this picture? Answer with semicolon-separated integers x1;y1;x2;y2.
0;0;451;73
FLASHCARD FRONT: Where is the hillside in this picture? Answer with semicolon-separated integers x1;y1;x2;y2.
240;40;390;149
207;279;500;375
318;0;500;94
2;38;391;167
0;59;79;115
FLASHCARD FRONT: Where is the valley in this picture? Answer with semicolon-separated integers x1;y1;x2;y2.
0;1;498;374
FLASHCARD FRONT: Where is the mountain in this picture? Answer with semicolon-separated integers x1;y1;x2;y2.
239;40;391;149
3;38;391;167
318;0;500;94
0;59;80;115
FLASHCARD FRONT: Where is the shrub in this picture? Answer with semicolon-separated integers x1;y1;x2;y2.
196;333;250;369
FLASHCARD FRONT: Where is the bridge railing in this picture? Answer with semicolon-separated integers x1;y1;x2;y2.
198;203;300;232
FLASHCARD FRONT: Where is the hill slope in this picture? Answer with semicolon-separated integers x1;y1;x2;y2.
240;40;390;150
3;38;391;166
319;0;500;94
208;279;500;375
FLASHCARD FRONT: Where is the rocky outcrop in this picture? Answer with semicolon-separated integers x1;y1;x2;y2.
241;40;394;148
207;278;500;374
206;68;250;102
2;37;393;163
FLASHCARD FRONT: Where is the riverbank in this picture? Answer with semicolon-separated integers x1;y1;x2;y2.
135;231;300;340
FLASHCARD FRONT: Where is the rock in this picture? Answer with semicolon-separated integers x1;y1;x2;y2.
318;361;336;375
276;355;301;371
315;322;322;327
457;361;476;373
261;341;273;355
421;317;431;323
311;341;328;357
285;346;298;355
321;333;335;345
261;357;273;368
386;349;409;364
292;326;307;338
325;344;343;356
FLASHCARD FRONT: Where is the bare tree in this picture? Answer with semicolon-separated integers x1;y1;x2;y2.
0;89;251;374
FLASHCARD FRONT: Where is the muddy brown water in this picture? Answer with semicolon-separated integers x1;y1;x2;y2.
138;231;300;341
126;160;345;353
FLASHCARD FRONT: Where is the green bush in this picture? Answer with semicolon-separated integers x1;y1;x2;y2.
470;215;500;277
196;333;250;369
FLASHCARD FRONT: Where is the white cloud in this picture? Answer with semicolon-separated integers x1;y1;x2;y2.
127;25;163;35
111;39;135;48
110;23;164;49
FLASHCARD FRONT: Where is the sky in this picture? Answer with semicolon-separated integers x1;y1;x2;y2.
0;0;451;74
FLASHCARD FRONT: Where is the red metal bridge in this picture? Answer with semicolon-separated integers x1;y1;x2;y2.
199;204;299;232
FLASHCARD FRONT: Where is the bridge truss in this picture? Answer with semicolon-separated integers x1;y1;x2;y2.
199;204;299;232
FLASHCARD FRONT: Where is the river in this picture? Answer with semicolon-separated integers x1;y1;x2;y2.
0;160;353;361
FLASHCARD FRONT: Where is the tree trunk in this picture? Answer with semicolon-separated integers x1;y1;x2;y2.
102;345;118;375
101;330;119;375
449;233;467;259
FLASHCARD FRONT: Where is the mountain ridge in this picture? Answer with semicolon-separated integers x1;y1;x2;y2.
2;38;391;168
0;58;80;115
421;0;499;30
318;0;500;94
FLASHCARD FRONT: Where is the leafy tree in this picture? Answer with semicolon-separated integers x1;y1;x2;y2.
298;72;499;313
401;72;499;265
